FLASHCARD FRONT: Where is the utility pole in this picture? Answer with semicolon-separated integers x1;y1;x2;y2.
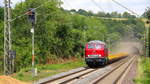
144;20;150;57
146;20;150;57
4;0;15;75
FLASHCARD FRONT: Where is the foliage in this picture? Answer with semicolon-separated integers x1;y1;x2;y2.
134;57;150;84
143;7;150;56
143;7;150;20
122;12;136;18
0;7;4;20
0;7;4;74
14;58;85;82
69;9;136;18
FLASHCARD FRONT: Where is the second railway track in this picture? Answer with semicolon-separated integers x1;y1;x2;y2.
91;55;137;84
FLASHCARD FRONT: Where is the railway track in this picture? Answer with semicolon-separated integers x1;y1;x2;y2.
36;56;136;84
91;55;137;84
40;68;98;84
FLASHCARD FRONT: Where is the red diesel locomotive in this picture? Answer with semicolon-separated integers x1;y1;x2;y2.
85;40;109;67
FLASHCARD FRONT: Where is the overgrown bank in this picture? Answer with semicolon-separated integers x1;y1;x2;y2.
135;57;150;84
13;58;85;82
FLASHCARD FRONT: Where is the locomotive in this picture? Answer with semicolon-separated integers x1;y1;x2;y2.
85;40;127;67
85;40;108;66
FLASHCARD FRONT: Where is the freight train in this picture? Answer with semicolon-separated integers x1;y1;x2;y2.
85;40;127;67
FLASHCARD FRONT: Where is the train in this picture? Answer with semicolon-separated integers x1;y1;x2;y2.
85;40;127;67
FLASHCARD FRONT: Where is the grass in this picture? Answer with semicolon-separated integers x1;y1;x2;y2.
13;58;86;83
134;57;150;84
0;61;3;75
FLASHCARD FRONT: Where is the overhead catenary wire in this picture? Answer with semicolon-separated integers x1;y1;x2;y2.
91;0;105;12
10;0;53;22
63;0;73;9
112;0;140;17
108;0;114;13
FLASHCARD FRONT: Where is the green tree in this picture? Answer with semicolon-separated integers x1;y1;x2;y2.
143;7;150;19
0;7;4;20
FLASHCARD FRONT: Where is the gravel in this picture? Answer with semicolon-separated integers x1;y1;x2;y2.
73;66;112;84
121;59;137;84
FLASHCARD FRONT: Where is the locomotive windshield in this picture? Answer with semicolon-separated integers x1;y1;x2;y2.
88;43;95;49
95;44;102;49
87;43;103;49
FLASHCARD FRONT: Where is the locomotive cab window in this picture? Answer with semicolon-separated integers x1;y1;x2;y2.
95;44;102;49
87;43;95;49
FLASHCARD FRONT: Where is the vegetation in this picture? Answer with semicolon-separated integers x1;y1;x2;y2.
70;9;136;18
135;57;150;84
143;7;150;57
0;0;145;76
143;7;150;19
134;7;150;84
13;58;85;82
0;7;4;74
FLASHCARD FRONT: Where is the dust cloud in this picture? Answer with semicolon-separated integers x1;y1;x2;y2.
110;39;143;56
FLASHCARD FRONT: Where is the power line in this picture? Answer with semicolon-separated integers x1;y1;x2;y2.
10;0;53;22
108;0;114;12
63;0;73;9
112;0;140;16
91;0;105;12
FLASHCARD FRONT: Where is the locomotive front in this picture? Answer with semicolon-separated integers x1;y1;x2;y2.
85;41;108;67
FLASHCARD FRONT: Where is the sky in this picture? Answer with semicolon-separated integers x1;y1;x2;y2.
0;0;149;15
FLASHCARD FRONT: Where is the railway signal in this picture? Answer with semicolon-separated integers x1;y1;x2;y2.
27;8;35;26
27;8;37;76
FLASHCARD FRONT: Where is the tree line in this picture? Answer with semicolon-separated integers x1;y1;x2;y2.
69;9;136;18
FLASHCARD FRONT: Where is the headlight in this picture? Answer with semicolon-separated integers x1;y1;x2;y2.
88;55;90;57
99;55;101;57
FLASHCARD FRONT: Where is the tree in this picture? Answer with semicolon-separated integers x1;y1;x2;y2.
122;12;136;18
105;13;111;17
95;12;106;17
70;9;76;13
0;7;4;20
77;9;89;16
111;11;119;18
122;12;131;18
0;7;4;74
143;7;150;20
